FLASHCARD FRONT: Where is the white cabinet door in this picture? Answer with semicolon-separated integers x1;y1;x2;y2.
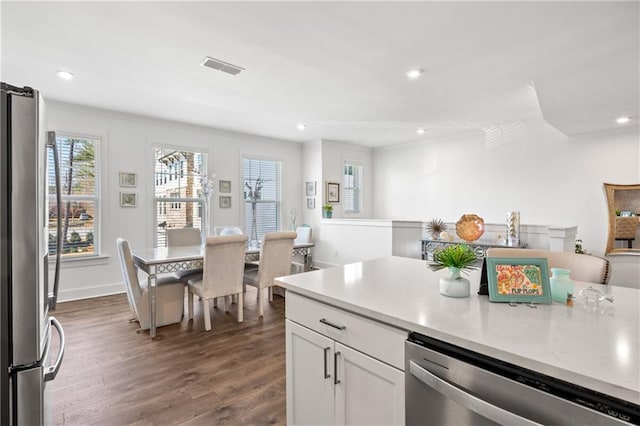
286;320;335;426
334;343;405;426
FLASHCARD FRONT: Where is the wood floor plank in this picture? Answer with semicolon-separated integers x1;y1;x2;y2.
51;287;286;425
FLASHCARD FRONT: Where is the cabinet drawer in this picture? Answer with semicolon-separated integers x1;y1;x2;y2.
286;292;407;371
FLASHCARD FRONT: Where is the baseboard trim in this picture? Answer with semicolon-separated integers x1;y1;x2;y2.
57;282;125;303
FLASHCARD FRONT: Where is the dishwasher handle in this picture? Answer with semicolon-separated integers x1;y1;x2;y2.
409;360;542;426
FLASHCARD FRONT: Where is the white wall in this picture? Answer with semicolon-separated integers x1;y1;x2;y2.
301;140;323;228
321;139;373;218
47;100;302;301
372;121;640;287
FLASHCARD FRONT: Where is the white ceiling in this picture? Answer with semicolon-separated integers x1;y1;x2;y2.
2;1;638;147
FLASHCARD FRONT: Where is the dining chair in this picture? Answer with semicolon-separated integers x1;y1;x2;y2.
186;234;248;331
243;231;297;317
166;227;203;282
116;238;185;330
291;226;312;273
485;248;610;284
213;226;244;236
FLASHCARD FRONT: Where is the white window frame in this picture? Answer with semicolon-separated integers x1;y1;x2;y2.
48;132;102;259
242;156;281;241
152;146;207;248
343;160;363;216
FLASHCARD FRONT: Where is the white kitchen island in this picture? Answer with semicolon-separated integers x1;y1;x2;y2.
276;256;639;424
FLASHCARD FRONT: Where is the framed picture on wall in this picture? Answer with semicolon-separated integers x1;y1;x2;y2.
219;180;231;193
305;181;316;196
326;182;340;203
119;172;137;187
219;195;231;208
120;192;137;207
307;198;315;209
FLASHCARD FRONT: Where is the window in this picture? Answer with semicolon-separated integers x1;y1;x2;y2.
154;147;206;247
48;134;101;258
243;158;281;242
343;161;363;214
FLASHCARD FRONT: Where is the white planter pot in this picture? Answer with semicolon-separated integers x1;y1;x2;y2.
439;268;470;298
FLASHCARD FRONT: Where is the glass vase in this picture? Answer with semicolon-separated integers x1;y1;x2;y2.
439;267;470;298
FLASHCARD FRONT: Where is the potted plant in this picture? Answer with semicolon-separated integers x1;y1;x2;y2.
323;203;333;218
429;244;479;298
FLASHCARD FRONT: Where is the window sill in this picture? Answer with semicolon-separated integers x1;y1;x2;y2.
48;254;111;269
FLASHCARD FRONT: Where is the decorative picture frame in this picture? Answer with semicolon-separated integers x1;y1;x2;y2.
119;172;137;187
120;192;137;207
486;257;552;304
307;198;315;209
326;182;340;203
305;181;316;196
219;195;231;208
219;180;231;193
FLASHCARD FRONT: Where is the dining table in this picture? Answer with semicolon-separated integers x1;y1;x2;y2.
132;242;314;338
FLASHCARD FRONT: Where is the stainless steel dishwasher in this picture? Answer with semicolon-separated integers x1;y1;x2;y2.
406;332;640;425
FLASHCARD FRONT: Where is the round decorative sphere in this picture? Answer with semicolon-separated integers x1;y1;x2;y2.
455;214;485;242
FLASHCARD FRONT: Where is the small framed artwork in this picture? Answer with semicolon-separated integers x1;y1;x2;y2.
219;180;231;193
219;195;231;208
307;198;315;209
619;211;633;217
120;192;137;207
486;257;552;304
119;172;137;187
305;181;316;196
326;182;340;203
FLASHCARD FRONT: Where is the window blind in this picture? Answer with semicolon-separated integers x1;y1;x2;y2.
47;135;101;258
243;158;280;241
343;162;362;214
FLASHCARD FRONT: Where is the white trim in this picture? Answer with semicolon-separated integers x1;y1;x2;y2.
48;254;111;268
57;281;125;302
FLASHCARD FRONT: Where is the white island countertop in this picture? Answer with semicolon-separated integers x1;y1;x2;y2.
275;256;640;406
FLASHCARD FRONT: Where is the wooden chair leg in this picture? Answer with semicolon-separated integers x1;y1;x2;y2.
188;290;193;320
268;286;273;302
213;297;218;308
258;288;264;317
237;292;243;323
203;298;212;331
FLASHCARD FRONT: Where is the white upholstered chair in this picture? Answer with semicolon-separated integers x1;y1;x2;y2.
485;248;610;284
167;227;201;246
244;231;297;317
116;238;185;330
213;226;244;236
166;227;203;282
291;226;312;273
186;234;248;331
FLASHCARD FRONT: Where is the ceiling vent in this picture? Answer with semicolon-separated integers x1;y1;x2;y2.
200;56;245;75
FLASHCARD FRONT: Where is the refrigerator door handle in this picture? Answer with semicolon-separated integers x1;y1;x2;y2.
409;360;541;426
44;316;65;382
46;131;62;311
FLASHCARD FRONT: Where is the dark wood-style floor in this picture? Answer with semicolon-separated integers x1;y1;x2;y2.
51;288;286;425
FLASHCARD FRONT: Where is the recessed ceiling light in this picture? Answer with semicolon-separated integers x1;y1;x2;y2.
616;116;630;124
297;123;306;131
417;128;425;135
57;70;74;80
406;68;423;79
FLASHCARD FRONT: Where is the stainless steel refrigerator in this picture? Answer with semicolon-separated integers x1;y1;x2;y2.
1;83;65;425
